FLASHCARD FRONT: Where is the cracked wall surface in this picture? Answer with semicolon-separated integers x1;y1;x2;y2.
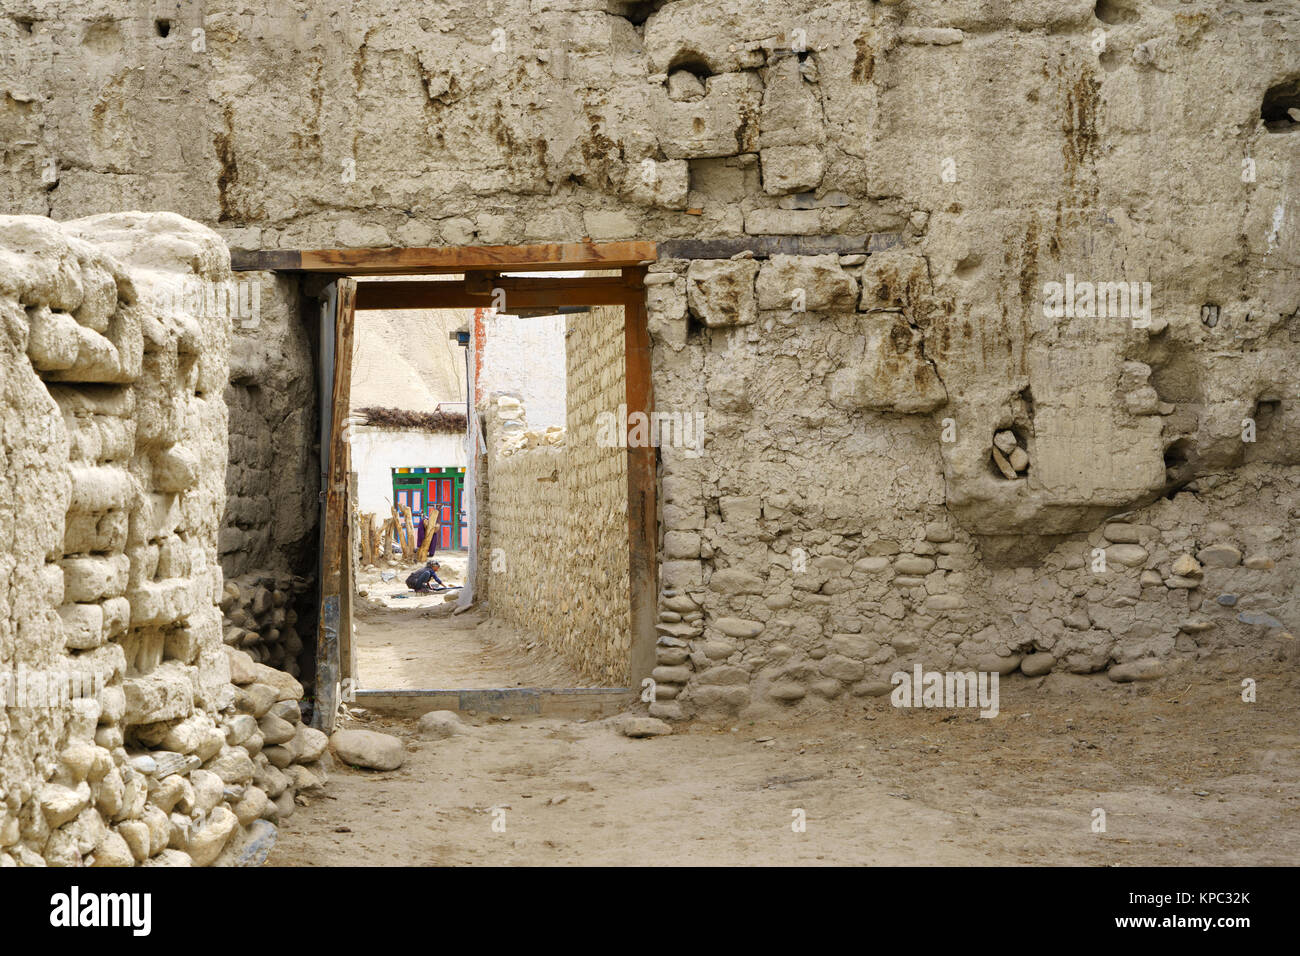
0;0;1296;720
0;213;325;866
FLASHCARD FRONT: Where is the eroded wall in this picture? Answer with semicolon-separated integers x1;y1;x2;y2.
0;0;1296;720
0;214;326;866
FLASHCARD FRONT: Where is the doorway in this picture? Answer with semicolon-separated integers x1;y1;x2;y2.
232;242;659;728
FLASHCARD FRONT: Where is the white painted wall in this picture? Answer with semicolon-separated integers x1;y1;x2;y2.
481;311;566;428
349;426;467;516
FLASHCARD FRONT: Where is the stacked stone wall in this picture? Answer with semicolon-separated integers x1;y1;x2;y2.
486;305;631;685
0;213;323;867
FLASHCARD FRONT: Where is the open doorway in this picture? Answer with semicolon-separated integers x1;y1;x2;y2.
229;243;660;727
348;282;609;693
345;292;478;688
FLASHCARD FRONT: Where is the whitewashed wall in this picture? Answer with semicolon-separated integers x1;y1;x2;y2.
480;312;567;429
349;426;467;516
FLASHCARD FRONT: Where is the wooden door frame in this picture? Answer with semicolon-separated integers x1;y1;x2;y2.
314;277;356;730
236;242;659;728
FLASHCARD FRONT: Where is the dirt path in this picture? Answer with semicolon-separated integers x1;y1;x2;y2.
270;667;1300;866
354;558;591;689
353;604;590;689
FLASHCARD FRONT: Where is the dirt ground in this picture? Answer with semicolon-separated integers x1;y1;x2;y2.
270;664;1300;866
354;558;592;689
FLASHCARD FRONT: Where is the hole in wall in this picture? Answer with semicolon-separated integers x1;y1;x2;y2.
990;426;1029;480
605;0;668;26
1018;385;1035;419
666;52;715;81
1261;76;1300;133
13;16;34;34
1094;0;1139;25
1200;303;1220;328
1162;436;1195;484
155;19;171;38
953;254;981;280
1252;398;1281;431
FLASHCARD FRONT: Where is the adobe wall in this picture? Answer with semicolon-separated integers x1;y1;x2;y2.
485;304;631;685
0;0;1296;720
0;213;326;867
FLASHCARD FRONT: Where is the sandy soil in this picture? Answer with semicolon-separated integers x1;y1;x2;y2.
270;665;1300;866
356;553;470;610
353;556;590;689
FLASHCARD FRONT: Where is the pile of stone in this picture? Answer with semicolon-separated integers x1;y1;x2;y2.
499;424;565;457
991;430;1029;479
494;394;564;458
219;572;312;680
4;647;329;867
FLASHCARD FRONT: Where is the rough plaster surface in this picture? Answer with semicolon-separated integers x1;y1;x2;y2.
0;214;323;866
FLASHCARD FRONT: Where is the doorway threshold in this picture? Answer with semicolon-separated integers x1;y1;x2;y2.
354;687;634;719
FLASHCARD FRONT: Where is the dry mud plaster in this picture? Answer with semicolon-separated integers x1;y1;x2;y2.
0;0;1297;868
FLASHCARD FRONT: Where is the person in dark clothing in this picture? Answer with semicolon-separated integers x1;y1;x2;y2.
405;559;446;592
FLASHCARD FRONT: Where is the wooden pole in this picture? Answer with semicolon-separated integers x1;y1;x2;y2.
401;505;417;562
359;513;369;566
416;511;441;562
390;505;407;559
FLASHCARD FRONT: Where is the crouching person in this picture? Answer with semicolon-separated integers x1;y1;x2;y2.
405;559;446;593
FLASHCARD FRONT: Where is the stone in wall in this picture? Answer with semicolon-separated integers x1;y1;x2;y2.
0;213;322;866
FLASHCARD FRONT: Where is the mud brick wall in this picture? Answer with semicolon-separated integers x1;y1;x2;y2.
1;0;1295;722
0;213;325;867
487;435;571;657
562;305;631;684
486;305;630;685
643;251;1299;721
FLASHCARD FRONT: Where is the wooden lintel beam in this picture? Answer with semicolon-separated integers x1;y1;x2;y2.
230;249;303;271
656;233;905;260
354;275;635;311
230;240;658;274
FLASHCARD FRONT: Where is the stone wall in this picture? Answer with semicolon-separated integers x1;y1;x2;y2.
0;213;324;866
562;305;631;683
644;250;1299;719
222;274;317;580
486;304;631;684
220;268;319;697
